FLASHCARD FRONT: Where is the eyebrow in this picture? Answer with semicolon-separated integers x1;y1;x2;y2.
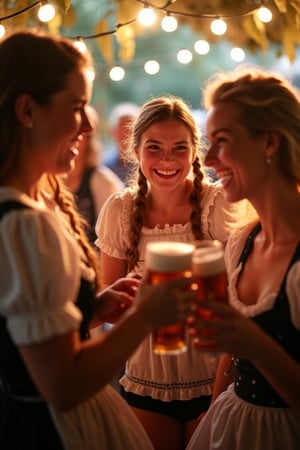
210;127;232;137
145;138;189;145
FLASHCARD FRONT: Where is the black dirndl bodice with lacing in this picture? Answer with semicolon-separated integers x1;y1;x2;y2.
0;201;96;449
232;223;300;407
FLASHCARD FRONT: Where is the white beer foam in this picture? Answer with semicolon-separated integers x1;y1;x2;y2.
145;241;195;272
192;246;225;277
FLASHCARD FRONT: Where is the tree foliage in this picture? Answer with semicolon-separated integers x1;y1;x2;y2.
2;1;300;62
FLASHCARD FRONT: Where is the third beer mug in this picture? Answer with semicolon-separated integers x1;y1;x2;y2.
145;241;195;355
190;240;228;349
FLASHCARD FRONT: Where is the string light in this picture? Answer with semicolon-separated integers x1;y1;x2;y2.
211;19;227;36
38;3;56;23
0;24;5;39
177;49;193;64
230;47;245;62
0;0;266;41
137;5;156;26
161;14;178;32
144;59;160;75
109;66;125;81
257;7;272;23
194;40;210;55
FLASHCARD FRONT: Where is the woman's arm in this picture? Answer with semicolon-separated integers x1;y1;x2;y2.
190;300;300;409
19;275;196;411
99;251;127;288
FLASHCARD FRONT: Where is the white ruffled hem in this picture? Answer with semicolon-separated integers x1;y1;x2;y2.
120;376;214;402
187;384;300;450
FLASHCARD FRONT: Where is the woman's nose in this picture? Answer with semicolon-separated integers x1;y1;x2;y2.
161;150;173;161
81;110;93;134
204;145;217;167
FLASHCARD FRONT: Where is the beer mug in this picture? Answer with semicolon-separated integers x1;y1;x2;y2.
145;241;195;355
189;240;228;349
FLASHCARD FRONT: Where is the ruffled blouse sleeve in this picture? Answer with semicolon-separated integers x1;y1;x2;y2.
95;190;133;259
0;208;83;345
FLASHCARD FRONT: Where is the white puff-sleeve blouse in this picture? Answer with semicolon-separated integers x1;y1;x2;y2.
96;183;242;278
95;183;246;401
0;189;83;345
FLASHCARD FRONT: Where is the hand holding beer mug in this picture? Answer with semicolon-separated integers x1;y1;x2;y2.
145;241;195;354
188;240;229;350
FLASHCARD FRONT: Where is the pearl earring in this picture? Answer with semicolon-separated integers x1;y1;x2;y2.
27;121;33;129
266;157;271;165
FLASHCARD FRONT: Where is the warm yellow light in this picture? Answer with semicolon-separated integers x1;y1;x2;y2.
194;40;210;55
211;19;227;36
161;15;177;32
257;7;272;23
137;7;156;26
177;49;193;64
109;66;125;81
144;60;160;75
230;47;245;62
0;24;5;39
38;4;56;23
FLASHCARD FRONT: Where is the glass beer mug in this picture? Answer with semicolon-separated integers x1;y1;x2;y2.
145;241;195;355
189;240;229;349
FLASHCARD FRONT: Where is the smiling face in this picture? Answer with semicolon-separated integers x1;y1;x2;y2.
135;119;195;192
27;67;93;176
205;102;272;203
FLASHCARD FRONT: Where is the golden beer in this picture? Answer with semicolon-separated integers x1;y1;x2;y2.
190;240;228;349
145;241;194;354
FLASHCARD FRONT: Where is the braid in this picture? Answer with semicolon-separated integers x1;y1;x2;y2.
126;168;148;272
189;156;204;240
46;174;101;290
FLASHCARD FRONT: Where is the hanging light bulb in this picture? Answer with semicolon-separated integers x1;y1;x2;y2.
144;60;160;75
194;40;210;55
38;3;56;23
109;66;125;82
211;18;227;36
161;14;177;32
177;49;193;64
137;5;156;26
230;47;245;62
0;23;5;39
73;39;87;54
257;7;272;23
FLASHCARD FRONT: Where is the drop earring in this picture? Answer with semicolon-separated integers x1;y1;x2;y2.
266;157;271;165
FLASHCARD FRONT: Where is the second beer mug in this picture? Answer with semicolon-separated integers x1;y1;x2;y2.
190;240;229;349
145;241;195;355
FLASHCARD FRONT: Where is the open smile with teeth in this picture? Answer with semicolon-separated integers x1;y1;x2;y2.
154;169;179;176
216;170;232;186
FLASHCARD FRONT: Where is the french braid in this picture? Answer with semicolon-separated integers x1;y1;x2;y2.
189;156;204;240
46;174;101;290
126;169;148;272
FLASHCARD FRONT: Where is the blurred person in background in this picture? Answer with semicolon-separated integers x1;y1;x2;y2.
104;102;140;186
65;105;123;244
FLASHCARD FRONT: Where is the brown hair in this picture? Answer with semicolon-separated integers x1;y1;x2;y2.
0;30;100;287
125;95;205;271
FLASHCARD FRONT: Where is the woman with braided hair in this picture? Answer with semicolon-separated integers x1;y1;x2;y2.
96;95;249;450
0;32;198;450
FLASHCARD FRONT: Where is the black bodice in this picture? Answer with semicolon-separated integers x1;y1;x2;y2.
233;224;300;407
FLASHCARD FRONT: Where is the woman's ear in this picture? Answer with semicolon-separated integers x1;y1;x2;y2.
14;94;34;128
265;131;281;159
